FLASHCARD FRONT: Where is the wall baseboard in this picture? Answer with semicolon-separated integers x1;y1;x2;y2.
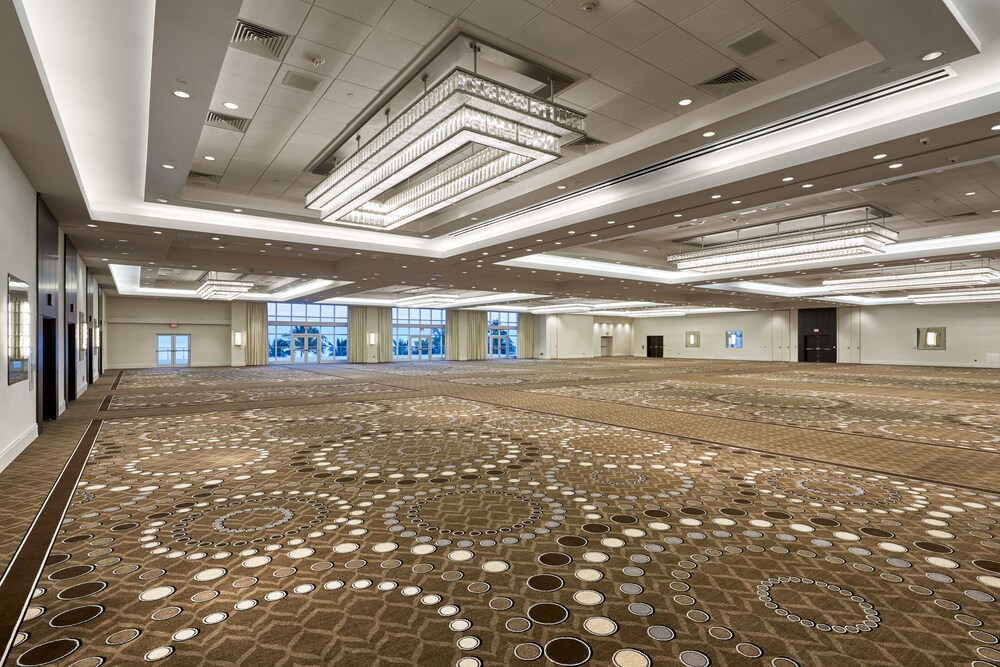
58;400;66;415
0;423;39;474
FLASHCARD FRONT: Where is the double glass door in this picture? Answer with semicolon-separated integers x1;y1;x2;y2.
408;335;431;360
292;334;320;363
157;334;190;367
488;334;515;359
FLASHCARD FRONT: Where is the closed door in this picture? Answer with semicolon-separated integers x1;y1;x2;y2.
489;334;514;359
409;335;431;360
600;336;613;357
646;335;663;358
804;334;835;363
157;334;191;367
292;334;320;363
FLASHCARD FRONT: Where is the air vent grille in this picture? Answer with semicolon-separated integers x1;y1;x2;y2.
231;19;290;60
282;70;323;93
728;30;777;57
698;67;758;97
206;111;249;133
188;171;222;185
564;136;609;154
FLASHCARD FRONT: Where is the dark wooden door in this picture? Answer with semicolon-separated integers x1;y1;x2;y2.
646;335;663;358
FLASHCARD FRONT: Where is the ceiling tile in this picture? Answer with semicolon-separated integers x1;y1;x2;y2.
313;0;393;26
510;11;586;58
742;39;816;79
311;98;362;124
233;145;281;163
770;0;838;37
591;118;640;142
215;72;270;104
261;86;323;114
239;0;312;35
415;0;475;16
592;92;647;119
285;38;352;79
298;114;347;136
275;64;334;98
197;126;245;154
210;91;262;118
621;104;676;129
377;0;452;45
288;128;335;148
252;104;307;127
558;78;620;108
547;0;632;31
462;0;542;37
337;56;398;89
665;47;737;85
554;34;625;74
298;6;372;54
323;80;381;108
625;71;688;104
633;26;706;69
680;0;765;44
221;47;281;84
744;0;797;15
637;0;715;23
592;54;659;90
797;18;862;57
356;29;423;69
241;121;296;151
593;3;672;51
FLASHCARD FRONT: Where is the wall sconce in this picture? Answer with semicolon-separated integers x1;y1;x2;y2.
233;331;244;347
368;332;378;345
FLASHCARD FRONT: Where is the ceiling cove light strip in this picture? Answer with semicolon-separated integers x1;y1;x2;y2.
450;67;953;237
823;267;1000;292
668;222;899;273
908;288;1000;304
306;68;585;231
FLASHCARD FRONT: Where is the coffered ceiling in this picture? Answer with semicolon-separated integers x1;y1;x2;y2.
5;0;1000;312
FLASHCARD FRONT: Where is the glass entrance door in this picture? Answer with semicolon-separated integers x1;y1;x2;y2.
292;334;320;363
488;334;515;359
157;334;191;367
409;335;431;360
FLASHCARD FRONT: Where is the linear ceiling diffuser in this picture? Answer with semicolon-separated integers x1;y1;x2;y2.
305;68;585;231
824;267;1000;293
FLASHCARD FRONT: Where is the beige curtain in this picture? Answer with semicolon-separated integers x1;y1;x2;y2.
348;306;393;363
518;312;538;359
245;302;268;366
467;310;487;360
445;310;461;361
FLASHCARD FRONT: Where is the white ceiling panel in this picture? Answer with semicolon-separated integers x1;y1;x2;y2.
592;53;659;90
215;71;270;104
311;98;362;124
416;0;475;15
558;77;620;108
246;104;305;128
298;5;372;53
355;29;423;69
546;0;632;31
797;18;862;57
337;56;398;89
637;0;716;24
593;3;672;51
742;39;817;79
592;91;647;119
665;47;737;85
313;0;393;26
653;84;717;111
261;86;322;115
462;0;543;38
197;126;245;154
770;0;839;38
510;11;586;58
297;114;346;137
632;26;708;69
554;33;626;74
714;19;792;62
679;0;766;44
377;0;453;45
275;64;334;98
624;70;689;104
322;80;381;109
239;0;312;35
220;47;281;84
621;103;677;129
590;118;640;142
745;0;798;14
284;38;352;79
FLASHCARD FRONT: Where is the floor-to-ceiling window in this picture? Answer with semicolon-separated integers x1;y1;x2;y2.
487;311;518;359
267;303;348;364
392;307;445;360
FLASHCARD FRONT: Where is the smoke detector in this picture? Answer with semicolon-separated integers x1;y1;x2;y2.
306;53;326;68
580;1;597;11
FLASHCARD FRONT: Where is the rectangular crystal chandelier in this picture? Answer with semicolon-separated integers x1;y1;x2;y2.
197;276;254;300
305;68;585;231
908;287;1000;304
824;267;1000;292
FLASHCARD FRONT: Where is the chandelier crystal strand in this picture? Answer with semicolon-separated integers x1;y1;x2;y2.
197;274;254;301
306;68;585;231
824;267;1000;293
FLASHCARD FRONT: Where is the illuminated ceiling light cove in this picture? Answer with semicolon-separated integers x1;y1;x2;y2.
823;267;1000;292
908;288;1000;304
305;69;585;231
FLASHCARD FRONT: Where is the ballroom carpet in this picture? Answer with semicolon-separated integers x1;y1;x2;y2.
1;359;998;667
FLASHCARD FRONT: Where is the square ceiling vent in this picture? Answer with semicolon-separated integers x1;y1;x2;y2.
231;19;291;60
727;29;778;57
697;67;759;98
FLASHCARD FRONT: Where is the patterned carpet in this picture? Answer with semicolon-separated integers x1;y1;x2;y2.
1;359;998;667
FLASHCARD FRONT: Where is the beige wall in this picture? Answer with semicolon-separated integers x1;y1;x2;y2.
106;297;241;369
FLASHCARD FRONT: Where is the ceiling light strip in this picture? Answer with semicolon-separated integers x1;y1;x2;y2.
451;67;954;237
824;267;1000;293
908;287;1000;304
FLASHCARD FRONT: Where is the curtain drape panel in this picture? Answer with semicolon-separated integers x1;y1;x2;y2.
467;310;487;360
348;306;393;363
517;312;538;359
445;310;461;361
445;310;487;360
245;302;268;366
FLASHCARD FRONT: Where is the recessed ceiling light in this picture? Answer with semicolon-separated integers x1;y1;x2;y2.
673;213;682;218
312;247;319;251
781;176;794;182
703;131;716;137
992;209;1000;213
172;90;191;99
204;155;216;161
557;185;567;189
606;220;615;224
233;208;242;212
153;230;162;235
470;217;478;221
156;197;168;203
589;233;598;237
211;237;220;241
889;163;903;168
264;242;272;246
921;50;944;61
161;163;175;169
731;200;741;204
678;98;692;106
535;238;543;242
801;183;813;188
567;231;576;235
964;191;976;196
223;101;239;110
711;194;722;199
992;124;1000;131
873;153;887;159
87;223;98;228
627;224;635;229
